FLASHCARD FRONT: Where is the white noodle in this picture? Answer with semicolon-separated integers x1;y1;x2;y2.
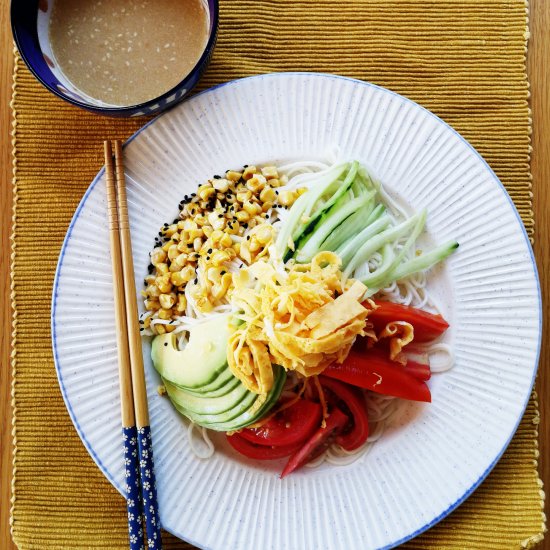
187;422;215;459
277;160;331;180
425;343;454;373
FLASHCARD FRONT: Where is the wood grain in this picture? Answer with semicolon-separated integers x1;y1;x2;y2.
0;0;15;547
0;1;547;549
528;3;550;549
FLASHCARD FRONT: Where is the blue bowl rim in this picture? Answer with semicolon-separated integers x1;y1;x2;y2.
10;0;220;114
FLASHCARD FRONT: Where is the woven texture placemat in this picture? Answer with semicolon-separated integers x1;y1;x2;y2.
10;1;546;548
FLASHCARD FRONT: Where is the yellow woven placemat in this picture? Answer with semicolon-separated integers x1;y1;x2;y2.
10;1;546;548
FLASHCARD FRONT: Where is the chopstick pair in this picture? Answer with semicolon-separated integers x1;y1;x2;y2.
104;140;162;550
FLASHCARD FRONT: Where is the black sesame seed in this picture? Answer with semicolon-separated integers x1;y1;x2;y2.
213;175;221;179
164;342;168;347
206;256;210;261
221;270;226;275
243;164;248;168
140;328;144;332
207;248;213;254
193;278;198;284
246;235;250;241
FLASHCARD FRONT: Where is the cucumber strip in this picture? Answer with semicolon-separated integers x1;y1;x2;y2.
295;191;375;263
359;243;395;286
291;162;359;250
275;192;309;257
359;209;427;288
358;165;377;189
364;204;386;226
275;162;348;257
298;163;349;219
320;202;375;252
390;240;459;281
363;240;458;297
336;214;392;266
343;212;424;279
335;203;386;257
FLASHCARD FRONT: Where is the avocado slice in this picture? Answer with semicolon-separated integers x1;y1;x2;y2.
167;379;259;422
179;373;241;398
151;314;230;389
173;366;287;431
164;377;251;415
173;364;237;395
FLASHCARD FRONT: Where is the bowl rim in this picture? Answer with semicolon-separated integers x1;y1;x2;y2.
10;0;220;114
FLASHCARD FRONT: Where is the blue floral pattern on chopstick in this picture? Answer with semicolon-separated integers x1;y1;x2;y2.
123;426;145;550
137;426;162;549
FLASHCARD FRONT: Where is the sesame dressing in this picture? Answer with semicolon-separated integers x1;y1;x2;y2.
49;0;208;106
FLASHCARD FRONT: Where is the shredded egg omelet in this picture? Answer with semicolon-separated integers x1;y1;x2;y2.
227;251;376;394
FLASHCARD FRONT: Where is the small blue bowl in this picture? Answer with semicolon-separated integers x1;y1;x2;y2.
11;0;219;117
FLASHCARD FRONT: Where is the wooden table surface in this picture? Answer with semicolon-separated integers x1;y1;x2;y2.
0;0;548;548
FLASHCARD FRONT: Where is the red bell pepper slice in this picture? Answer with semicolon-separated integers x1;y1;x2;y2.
239;399;322;447
402;349;431;381
367;300;449;342
319;377;369;451
281;407;348;478
323;348;431;403
226;433;304;460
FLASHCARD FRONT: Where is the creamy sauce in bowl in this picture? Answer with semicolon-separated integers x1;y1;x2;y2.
49;0;209;106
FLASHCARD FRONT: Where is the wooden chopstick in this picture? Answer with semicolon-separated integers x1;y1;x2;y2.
105;141;137;430
113;140;150;428
105;141;145;550
105;141;162;550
